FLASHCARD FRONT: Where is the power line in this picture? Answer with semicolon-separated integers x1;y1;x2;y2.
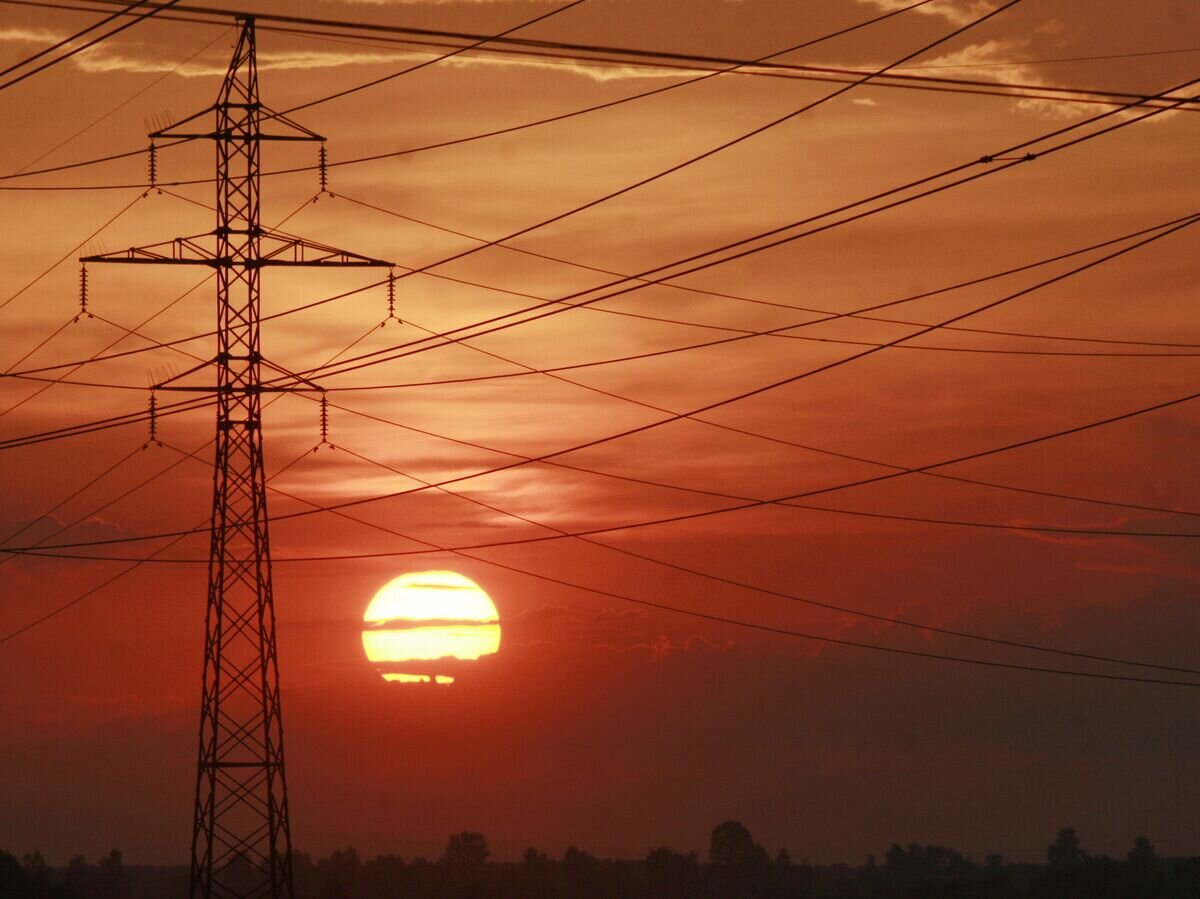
0;191;317;426
0;445;313;648
0;0;173;93
457;551;1200;688
328;441;1200;677
4;42;1195;537
5;202;1199;388
896;45;1200;70
291;82;1200;387
0;190;144;315
6;440;1195;689
0;0;937;187
14;189;1195;396
12;364;1200;572
12;315;1200;393
5;1;1197;192
296;260;1200;538
330;192;1200;358
176;435;1200;677
0;0;582;189
0;441;145;547
10;352;1200;556
5;203;1188;444
9;26;229;176
6;430;1199;685
7;147;1190;451
4;190;1195;463
0;265;212;420
28;0;1200;115
0;442;200;564
0;0;150;81
54;0;1043;285
322;390;1200;529
0;394;212;449
148;61;1191;398
277;0;588;118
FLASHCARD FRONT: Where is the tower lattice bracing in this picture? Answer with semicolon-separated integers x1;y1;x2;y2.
82;17;390;899
194;21;288;899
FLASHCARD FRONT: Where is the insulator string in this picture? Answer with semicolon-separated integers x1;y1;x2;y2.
75;264;92;322
147;390;159;446
317;393;332;450
382;268;401;326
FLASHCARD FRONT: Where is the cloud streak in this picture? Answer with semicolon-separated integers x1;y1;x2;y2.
856;0;998;27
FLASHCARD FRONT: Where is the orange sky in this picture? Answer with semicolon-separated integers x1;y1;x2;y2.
2;0;1199;866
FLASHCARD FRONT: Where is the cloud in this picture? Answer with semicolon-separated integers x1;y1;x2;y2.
893;38;1181;121
627;633;734;658
63;38;693;83
856;0;998;27
897;39;1101;119
319;0;562;5
0;26;61;45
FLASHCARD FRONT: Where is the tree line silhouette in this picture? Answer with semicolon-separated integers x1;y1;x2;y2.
3;823;1198;897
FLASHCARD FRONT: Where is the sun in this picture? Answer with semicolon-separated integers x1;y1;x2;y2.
361;571;501;685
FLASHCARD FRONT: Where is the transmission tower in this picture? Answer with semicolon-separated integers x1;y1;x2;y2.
82;17;390;899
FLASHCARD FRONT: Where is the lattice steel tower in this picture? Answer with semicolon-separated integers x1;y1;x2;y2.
83;17;389;899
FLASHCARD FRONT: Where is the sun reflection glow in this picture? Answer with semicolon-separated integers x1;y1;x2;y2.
362;571;500;685
382;674;456;685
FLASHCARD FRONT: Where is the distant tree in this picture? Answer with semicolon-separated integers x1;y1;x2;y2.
22;851;50;899
520;847;552;899
290;850;319;898
882;842;974;897
96;849;128;899
710;822;770;898
64;855;91;898
363;853;405;899
862;853;884;896
1128;835;1156;871
438;834;490;899
318;847;364;899
522;847;548;869
560;846;600;898
407;856;432;897
0;850;31;899
441;832;490;867
1047;828;1085;870
980;853;1016;899
709;821;770;868
646;847;701;899
772;847;814;899
1032;828;1090;899
221;853;260;898
561;845;596;875
1127;836;1165;898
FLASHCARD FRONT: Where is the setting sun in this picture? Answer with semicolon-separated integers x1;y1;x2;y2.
362;571;501;684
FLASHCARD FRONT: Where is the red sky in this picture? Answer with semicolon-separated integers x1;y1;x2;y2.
2;0;1199;867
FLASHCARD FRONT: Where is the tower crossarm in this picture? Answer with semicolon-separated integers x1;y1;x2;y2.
152;102;325;144
81;231;393;268
257;234;392;266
